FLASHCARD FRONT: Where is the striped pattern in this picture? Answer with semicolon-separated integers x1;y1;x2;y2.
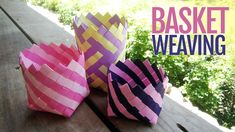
107;59;168;124
73;13;128;92
19;43;90;117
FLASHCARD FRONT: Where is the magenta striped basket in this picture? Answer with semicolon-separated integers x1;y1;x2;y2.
107;59;168;124
19;43;90;117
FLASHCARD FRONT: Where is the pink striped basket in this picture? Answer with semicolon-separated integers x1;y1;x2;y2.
19;43;90;117
107;59;168;124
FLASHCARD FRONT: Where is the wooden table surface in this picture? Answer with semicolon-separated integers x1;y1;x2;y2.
0;0;228;132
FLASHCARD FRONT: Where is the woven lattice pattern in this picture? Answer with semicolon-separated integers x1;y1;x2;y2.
19;43;89;117
73;13;128;92
107;59;168;124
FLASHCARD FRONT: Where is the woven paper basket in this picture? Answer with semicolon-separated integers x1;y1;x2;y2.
107;59;168;124
19;43;90;117
73;13;128;92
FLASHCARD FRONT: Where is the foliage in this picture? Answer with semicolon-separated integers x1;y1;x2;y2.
183;57;222;114
44;0;60;12
58;7;75;25
28;0;59;11
215;71;235;128
28;0;45;6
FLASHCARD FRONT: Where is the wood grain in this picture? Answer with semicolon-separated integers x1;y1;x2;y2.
88;89;225;132
0;0;75;45
0;9;108;132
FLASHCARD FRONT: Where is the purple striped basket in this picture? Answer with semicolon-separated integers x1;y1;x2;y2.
19;43;90;117
73;13;128;92
107;59;168;124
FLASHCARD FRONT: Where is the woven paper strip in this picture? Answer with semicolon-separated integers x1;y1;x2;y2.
107;59;168;124
19;43;90;117
73;13;128;92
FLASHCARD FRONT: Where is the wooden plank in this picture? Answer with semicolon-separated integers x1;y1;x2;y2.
0;9;109;132
89;90;226;132
0;0;75;45
0;0;228;132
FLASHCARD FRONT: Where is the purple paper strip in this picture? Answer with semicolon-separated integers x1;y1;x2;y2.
86;13;103;27
98;25;107;35
109;14;120;25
